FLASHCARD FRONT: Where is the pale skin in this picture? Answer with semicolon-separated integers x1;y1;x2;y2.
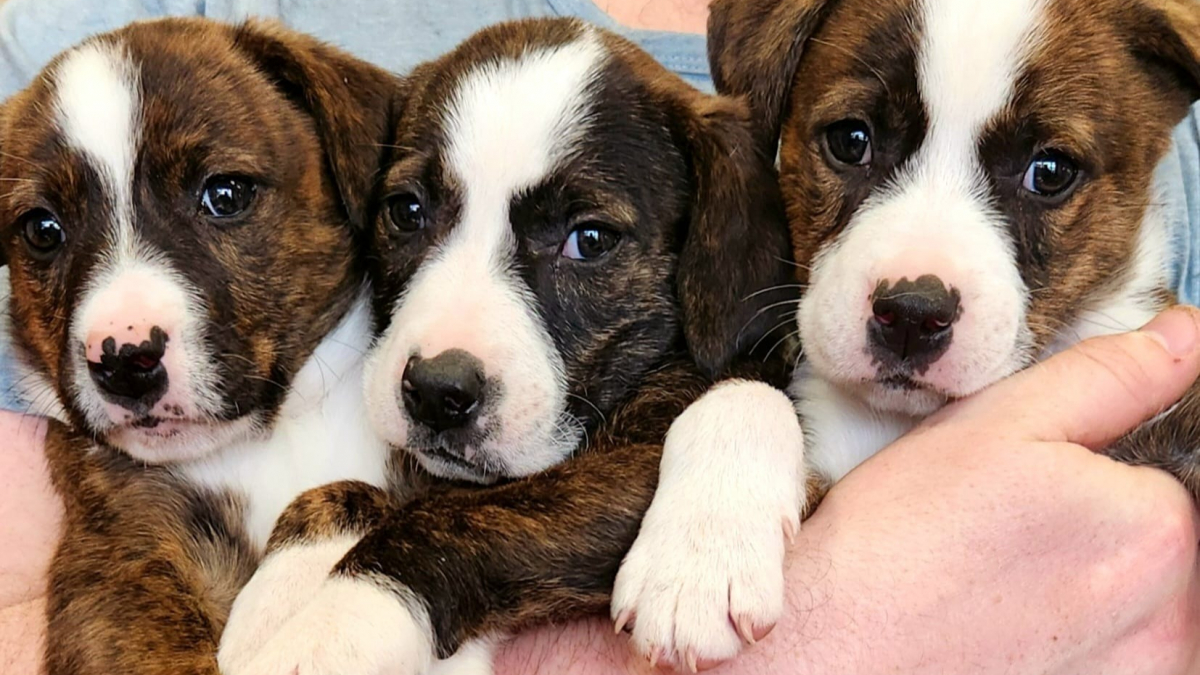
3;3;1200;673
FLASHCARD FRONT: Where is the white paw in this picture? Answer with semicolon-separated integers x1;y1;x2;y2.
611;380;803;671
428;638;497;675
224;574;433;675
218;535;361;673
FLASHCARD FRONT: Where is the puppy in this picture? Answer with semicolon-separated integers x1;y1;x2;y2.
216;17;799;675
0;18;398;674
613;0;1200;666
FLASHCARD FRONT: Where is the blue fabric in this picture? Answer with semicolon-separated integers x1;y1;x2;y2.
1163;104;1200;308
0;0;711;411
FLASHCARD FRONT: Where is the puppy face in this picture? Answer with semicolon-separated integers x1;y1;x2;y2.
0;19;396;462
711;0;1200;415
364;19;792;483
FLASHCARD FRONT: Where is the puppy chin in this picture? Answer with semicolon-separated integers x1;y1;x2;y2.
856;382;949;417
105;415;259;464
410;450;500;485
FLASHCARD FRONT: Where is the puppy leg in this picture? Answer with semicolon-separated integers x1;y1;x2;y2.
611;380;803;670
228;441;663;675
1107;379;1200;498
218;481;393;674
44;422;252;675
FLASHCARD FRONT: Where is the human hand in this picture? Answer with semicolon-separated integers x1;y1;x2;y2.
0;413;57;675
496;305;1200;674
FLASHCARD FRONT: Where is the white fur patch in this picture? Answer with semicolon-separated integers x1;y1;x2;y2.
225;574;434;675
51;41;231;461
791;366;913;482
611;380;803;669
219;534;363;673
69;258;227;461
182;298;389;550
429;639;498;675
364;33;605;481
53;40;140;259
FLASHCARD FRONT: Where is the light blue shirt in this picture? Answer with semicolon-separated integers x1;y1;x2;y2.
0;0;1197;411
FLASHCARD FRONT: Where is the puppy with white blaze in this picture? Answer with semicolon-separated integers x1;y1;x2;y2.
217;17;799;675
0;18;402;675
616;0;1200;667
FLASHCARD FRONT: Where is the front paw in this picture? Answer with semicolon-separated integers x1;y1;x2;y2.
611;380;803;671
218;535;360;673
223;575;433;675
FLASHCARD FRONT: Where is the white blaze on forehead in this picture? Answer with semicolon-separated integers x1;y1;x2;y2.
53;40;141;258
442;31;605;259
365;34;605;479
916;0;1047;177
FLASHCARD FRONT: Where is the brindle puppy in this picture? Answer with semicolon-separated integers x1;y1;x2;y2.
0;19;399;675
217;18;797;675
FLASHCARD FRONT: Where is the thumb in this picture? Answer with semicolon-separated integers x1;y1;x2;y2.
946;305;1200;449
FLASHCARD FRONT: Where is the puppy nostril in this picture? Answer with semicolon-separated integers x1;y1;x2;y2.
874;311;896;326
922;316;952;333
129;353;161;372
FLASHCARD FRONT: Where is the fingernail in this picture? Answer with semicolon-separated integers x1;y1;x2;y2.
1142;305;1200;358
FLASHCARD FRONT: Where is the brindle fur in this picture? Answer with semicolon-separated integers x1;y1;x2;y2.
0;18;400;675
707;0;1200;499
265;18;796;659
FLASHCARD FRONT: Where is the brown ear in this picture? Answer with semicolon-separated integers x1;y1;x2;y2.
231;21;402;227
676;96;796;377
1126;0;1200;105
707;0;833;158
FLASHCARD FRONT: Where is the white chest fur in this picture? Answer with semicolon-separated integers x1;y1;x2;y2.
177;298;390;551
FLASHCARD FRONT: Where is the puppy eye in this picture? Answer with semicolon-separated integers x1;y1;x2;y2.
21;209;66;260
1022;150;1079;198
201;175;256;219
386;193;426;232
561;225;620;261
825;120;873;166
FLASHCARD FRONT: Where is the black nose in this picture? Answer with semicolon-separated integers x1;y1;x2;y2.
401;349;485;433
87;327;169;411
869;275;960;366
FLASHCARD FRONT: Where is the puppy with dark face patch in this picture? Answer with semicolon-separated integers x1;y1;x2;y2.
0;18;399;674
612;0;1200;667
216;17;799;675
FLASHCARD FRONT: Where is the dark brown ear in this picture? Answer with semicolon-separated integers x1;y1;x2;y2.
1125;0;1200;106
708;0;833;158
231;21;402;227
0;105;7;268
676;96;796;377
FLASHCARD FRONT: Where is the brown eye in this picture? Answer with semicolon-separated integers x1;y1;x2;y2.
386;193;426;232
1022;150;1079;199
201;175;256;219
21;209;65;260
825;120;873;166
561;225;620;260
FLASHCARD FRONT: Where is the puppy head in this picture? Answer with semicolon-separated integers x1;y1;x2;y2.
0;19;397;462
364;18;792;483
712;0;1200;415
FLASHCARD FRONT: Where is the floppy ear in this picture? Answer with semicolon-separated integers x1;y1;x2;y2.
1125;0;1200;107
676;96;796;377
0;105;7;268
231;21;402;227
707;0;833;158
